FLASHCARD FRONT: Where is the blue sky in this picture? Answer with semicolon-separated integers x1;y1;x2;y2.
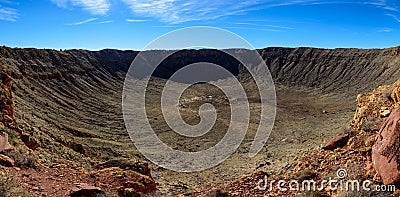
0;0;399;50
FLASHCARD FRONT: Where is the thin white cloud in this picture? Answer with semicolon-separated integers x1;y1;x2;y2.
50;0;110;15
48;0;400;25
225;26;284;32
122;0;381;24
386;13;400;23
0;6;18;21
67;18;97;25
126;19;147;22
152;25;183;28
234;22;295;30
121;0;275;24
97;20;113;24
366;0;398;11
378;28;393;32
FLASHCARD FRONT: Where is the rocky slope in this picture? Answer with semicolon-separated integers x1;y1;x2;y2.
261;46;400;93
0;59;16;129
194;78;400;197
2;46;400;164
0;46;400;195
0;48;157;196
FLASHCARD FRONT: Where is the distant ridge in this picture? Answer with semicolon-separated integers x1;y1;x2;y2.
1;45;400;93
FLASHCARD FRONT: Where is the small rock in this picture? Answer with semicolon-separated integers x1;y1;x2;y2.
32;186;41;191
295;169;316;181
0;154;14;167
380;109;391;117
0;132;12;152
70;183;105;197
322;133;349;150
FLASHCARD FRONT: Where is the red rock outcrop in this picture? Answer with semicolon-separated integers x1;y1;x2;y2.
349;78;400;187
0;59;16;128
372;107;400;186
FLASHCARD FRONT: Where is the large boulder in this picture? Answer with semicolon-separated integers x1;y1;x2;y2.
70;183;105;197
372;107;400;186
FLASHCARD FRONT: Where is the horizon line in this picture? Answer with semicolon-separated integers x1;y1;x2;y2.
1;45;399;52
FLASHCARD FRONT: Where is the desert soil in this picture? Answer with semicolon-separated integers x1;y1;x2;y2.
13;71;356;194
150;82;355;194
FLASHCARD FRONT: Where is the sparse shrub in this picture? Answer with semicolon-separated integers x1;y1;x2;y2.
214;190;229;197
1;149;36;168
0;172;31;197
360;117;377;133
382;88;394;102
203;189;229;197
0;128;10;135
